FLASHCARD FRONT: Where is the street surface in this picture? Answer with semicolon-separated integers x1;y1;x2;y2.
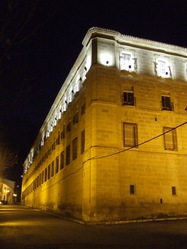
0;205;187;249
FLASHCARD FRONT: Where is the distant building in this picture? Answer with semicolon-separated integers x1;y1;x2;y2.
0;177;15;204
21;27;187;222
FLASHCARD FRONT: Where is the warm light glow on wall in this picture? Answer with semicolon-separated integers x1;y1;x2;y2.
98;51;115;66
120;51;135;71
156;58;171;78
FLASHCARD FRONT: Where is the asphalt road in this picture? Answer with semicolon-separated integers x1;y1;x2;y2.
0;205;187;249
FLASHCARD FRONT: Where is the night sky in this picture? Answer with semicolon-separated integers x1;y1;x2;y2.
0;0;187;186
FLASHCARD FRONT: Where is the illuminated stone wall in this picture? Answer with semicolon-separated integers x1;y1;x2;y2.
22;27;187;222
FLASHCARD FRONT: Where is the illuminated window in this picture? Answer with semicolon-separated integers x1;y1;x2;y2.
72;137;78;160
120;52;135;71
130;185;135;194
60;151;64;170
123;91;135;105
56;156;59;173
156;59;171;78
81;130;85;154
161;95;173;111
66;145;71;165
123;123;138;147
163;127;177;151
73;112;79;124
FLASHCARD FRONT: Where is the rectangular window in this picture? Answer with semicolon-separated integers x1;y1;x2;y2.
164;127;177;151
66;121;71;132
42;171;44;183
73;112;79;124
81;130;85;154
123;91;135;105
66;144;71;165
120;52;134;71
123;123;138;147
61;125;65;139
161;96;173;111
45;168;47;182
56;156;59;173
51;161;54;177
172;186;176;195
72;137;78;160
130;185;135;194
81;102;86;115
48;164;50;180
60;151;64;170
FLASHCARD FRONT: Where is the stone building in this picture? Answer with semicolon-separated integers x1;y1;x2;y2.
0;178;15;204
21;27;187;222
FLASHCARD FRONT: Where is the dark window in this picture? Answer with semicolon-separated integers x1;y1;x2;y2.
123;123;138;147
172;186;176;195
61;125;65;139
72;137;78;160
42;171;44;183
130;185;135;194
123;92;135;105
48;164;50;180
73;112;79;124
66;121;71;132
164;127;177;151
51;161;54;176
161;96;173;110
81;102;86;115
45;168;47;182
66;145;71;165
56;131;60;145
56;156;59;173
81;130;85;154
60;151;64;170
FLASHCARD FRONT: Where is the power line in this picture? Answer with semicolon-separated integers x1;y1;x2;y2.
84;121;187;162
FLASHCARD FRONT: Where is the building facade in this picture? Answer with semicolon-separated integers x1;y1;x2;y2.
22;27;187;222
0;178;16;204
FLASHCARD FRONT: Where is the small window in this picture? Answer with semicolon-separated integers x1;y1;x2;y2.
45;168;47;182
72;137;78;160
130;185;135;194
56;156;59;173
61;125;65;139
66;121;71;132
123;91;135;106
51;161;54;177
81;130;85;154
161;96;173;111
73;112;79;124
123;123;138;147
164;127;177;151
60;151;64;170
66;145;71;165
48;164;50;180
81;102;86;115
172;186;176;195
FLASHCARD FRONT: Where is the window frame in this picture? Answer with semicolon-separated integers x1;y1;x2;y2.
163;127;177;151
123;122;138;147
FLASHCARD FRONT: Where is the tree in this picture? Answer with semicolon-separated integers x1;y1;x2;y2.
0;139;17;178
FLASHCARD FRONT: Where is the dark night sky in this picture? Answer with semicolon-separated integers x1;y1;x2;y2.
0;0;187;186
